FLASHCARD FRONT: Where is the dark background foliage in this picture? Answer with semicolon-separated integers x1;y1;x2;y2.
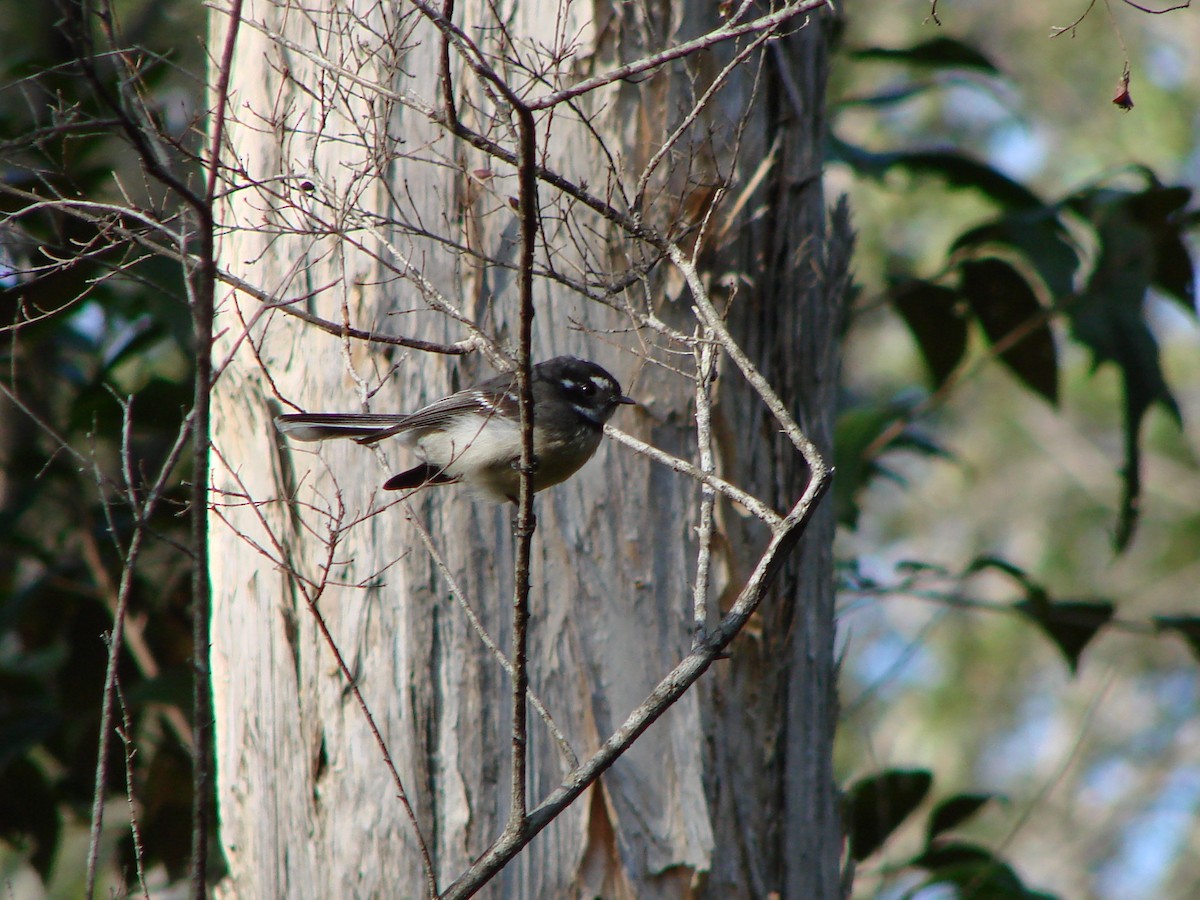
1;0;206;892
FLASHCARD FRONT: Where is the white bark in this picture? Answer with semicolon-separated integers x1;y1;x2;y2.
209;0;843;896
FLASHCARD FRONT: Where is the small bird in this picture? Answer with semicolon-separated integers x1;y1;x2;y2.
276;356;634;503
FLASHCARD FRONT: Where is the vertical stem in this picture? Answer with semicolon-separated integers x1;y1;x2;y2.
116;683;151;900
692;332;718;647
439;0;458;126
508;102;538;833
187;196;215;899
191;2;243;893
188;264;213;899
85;529;148;899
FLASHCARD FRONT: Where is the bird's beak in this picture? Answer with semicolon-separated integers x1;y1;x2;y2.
617;395;637;406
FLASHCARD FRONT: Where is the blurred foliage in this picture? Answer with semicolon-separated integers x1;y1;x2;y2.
831;142;1196;546
0;0;208;892
843;768;1056;898
831;3;1200;899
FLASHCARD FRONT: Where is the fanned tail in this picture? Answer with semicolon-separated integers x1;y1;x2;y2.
275;413;411;443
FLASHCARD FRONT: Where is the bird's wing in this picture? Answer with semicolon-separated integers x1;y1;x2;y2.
275;371;521;444
355;377;520;444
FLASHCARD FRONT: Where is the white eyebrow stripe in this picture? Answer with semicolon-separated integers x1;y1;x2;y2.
590;375;610;390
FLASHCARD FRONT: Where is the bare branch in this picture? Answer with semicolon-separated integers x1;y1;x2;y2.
667;243;827;476
506;101;540;842
526;0;825;111
692;335;719;647
603;426;783;528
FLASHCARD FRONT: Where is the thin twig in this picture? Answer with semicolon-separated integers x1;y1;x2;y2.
0;182;473;355
527;0;822;110
1118;0;1191;11
604;426;783;527
684;183;734;651
1051;0;1100;36
79;513;195;750
116;682;152;900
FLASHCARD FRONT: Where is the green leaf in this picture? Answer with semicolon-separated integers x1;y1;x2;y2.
912;841;1059;899
913;841;1021;887
833;404;899;529
844;768;933;861
1154;616;1200;664
830;139;1045;211
837;83;943;110
894;152;1045;210
1126;183;1191;220
1064;183;1193;548
851;37;1001;74
1123;185;1196;313
965;555;1051;611
959;258;1059;403
926;793;996;843
951;211;1081;300
889;279;968;388
834;399;948;528
1014;599;1115;674
895;559;951;576
1152;231;1196;312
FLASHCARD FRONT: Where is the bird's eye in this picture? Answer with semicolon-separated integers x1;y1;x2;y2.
563;378;595;397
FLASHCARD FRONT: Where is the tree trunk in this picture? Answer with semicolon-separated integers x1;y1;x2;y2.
209;0;845;896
